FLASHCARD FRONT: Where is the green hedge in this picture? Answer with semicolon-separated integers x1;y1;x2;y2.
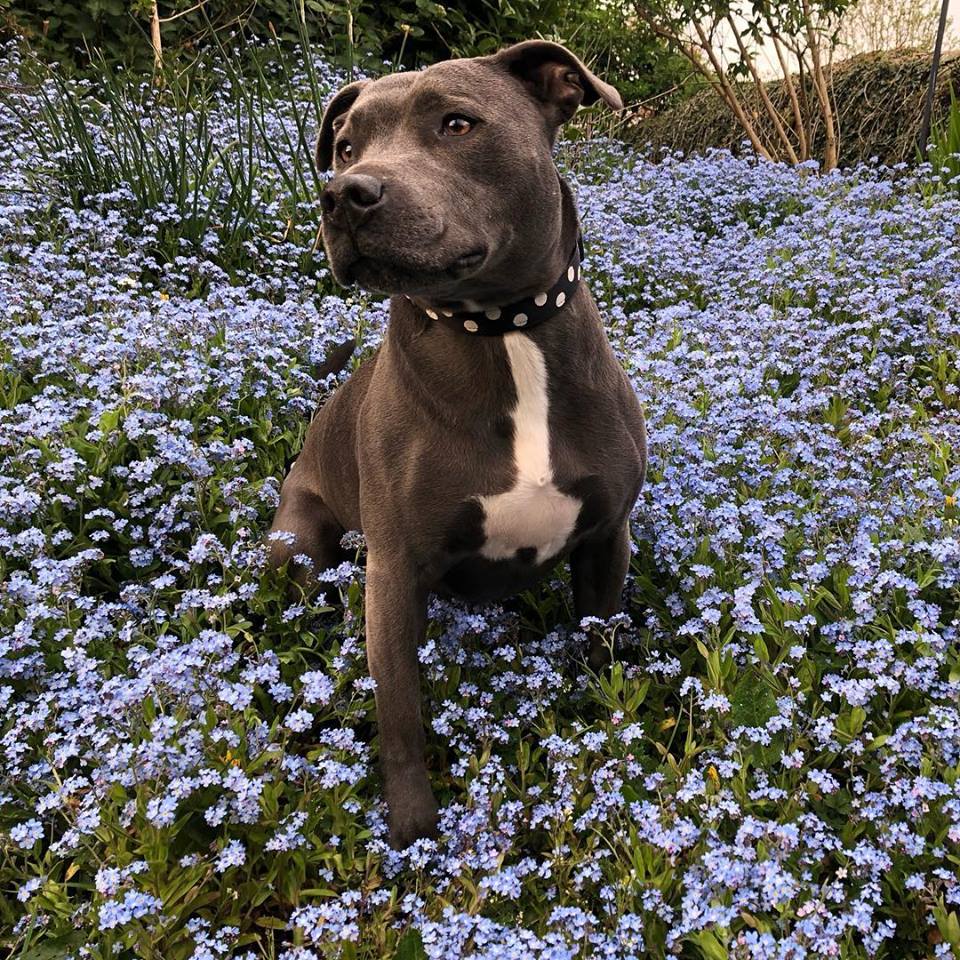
629;49;960;167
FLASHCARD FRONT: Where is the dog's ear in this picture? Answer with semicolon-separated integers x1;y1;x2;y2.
316;80;369;170
491;40;622;127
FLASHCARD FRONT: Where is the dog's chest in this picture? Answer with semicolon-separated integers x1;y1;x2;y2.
475;336;581;564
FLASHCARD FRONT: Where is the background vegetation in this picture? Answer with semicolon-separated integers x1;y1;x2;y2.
630;48;960;167
3;0;956;167
0;0;692;108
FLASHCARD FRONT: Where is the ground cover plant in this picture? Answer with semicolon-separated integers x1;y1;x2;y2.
1;39;960;960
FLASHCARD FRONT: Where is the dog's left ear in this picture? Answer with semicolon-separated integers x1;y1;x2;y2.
316;80;369;170
491;40;623;128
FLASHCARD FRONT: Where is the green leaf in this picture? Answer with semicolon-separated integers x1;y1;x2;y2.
10;932;86;959
730;671;777;729
687;929;729;960
848;706;866;736
98;407;121;433
626;677;651;710
752;635;769;662
396;928;427;960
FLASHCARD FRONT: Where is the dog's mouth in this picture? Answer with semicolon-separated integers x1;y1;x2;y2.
341;245;489;294
451;249;485;271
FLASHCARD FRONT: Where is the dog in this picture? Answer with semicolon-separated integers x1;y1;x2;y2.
269;40;647;848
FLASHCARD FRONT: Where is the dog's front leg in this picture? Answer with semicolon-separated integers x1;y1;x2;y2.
570;520;632;669
364;556;438;848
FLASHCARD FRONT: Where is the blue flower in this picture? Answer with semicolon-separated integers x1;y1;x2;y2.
98;890;163;930
215;840;246;873
9;819;43;847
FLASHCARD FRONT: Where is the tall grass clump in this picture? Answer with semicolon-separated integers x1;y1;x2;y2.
926;86;960;193
8;11;342;282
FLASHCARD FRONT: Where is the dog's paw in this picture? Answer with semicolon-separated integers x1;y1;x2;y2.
386;771;439;850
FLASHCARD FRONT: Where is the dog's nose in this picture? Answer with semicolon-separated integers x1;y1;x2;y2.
321;174;385;217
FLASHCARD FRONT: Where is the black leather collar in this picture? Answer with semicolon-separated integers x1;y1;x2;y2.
411;233;584;336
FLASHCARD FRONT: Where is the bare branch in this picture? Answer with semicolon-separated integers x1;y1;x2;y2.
801;0;839;169
767;24;809;160
691;16;774;160
725;13;800;164
150;1;162;71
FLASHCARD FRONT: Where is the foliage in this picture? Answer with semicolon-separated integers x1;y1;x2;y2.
926;84;960;193
1;0;184;69
0;0;690;108
9;26;331;279
2;43;960;960
364;0;692;107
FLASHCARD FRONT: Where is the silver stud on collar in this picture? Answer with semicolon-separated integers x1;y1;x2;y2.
463;319;479;333
513;312;528;327
484;307;501;320
534;292;547;306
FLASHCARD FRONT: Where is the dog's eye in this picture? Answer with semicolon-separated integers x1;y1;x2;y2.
442;115;475;137
336;140;353;163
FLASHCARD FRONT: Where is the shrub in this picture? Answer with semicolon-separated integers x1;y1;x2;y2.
631;49;960;169
1;0;690;108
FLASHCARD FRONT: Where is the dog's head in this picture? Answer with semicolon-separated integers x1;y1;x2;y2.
316;41;621;304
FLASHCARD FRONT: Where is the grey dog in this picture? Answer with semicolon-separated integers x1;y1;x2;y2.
270;40;647;848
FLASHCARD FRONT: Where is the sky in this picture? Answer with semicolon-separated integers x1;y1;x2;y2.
728;0;960;80
939;0;960;46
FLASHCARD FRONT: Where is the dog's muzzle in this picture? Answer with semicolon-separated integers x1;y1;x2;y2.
320;173;385;225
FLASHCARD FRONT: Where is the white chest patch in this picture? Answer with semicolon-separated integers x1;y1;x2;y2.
477;335;581;564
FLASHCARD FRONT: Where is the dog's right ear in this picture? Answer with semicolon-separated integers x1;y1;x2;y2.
316;80;369;170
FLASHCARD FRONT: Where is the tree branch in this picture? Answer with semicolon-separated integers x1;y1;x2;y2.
725;13;800;164
801;0;839;169
157;0;210;23
768;25;809;160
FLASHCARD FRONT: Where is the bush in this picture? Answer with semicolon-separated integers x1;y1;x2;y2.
1;0;690;107
631;49;960;168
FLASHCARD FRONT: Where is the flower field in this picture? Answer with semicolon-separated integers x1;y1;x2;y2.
1;44;960;960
